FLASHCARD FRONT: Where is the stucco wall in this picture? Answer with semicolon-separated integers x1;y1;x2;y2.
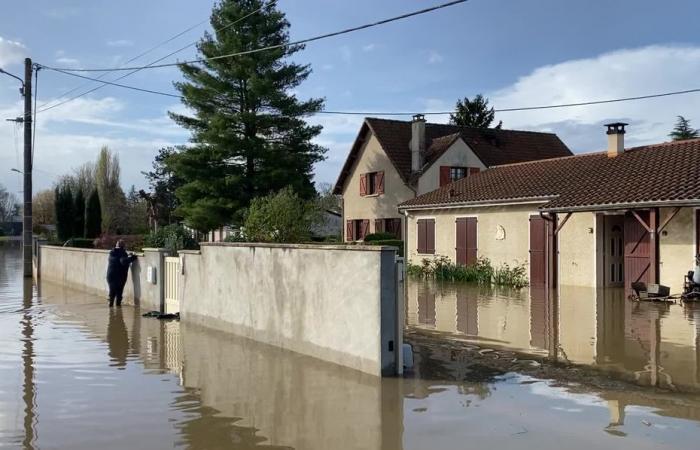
178;243;399;376
659;207;697;293
38;245;164;310
341;133;414;238
417;139;487;195
405;205;536;270
558;212;597;287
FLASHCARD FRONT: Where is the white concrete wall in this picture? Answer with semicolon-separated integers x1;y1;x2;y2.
38;245;164;310
558;212;597;287
341;133;414;239
178;243;399;376
417;139;487;195
659;207;697;293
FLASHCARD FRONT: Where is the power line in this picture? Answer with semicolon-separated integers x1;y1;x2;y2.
41;0;470;73
32;66;700;116
36;2;273;114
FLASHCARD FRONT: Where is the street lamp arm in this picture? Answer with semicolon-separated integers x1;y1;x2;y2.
0;67;25;87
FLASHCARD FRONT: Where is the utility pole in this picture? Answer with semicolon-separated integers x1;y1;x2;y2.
23;58;33;278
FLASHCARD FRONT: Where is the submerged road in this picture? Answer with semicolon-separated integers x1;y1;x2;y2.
1;242;699;449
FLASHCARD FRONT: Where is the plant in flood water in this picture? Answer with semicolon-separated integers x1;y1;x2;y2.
406;256;528;288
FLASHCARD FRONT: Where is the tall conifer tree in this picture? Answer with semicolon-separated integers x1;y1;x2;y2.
166;0;326;231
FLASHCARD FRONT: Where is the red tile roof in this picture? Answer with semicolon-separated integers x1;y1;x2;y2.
399;138;700;211
333;118;572;194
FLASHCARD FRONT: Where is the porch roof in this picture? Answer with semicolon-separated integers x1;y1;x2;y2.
399;138;700;212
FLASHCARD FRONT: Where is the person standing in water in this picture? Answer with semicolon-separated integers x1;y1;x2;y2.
106;240;137;307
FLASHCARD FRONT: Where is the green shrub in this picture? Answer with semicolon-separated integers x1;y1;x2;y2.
244;187;316;243
93;234;146;252
363;232;397;242
365;239;404;257
143;224;198;254
64;238;95;249
406;256;528;288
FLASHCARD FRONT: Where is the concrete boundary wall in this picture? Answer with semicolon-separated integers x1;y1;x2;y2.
38;245;165;310
178;243;400;376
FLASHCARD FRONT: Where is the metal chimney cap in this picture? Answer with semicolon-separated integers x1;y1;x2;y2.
605;122;628;134
412;113;426;122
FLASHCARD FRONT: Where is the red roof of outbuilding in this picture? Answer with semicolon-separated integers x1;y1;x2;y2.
399;138;700;211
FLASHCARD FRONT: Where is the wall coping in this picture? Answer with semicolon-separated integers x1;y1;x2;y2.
200;242;397;252
40;245;145;256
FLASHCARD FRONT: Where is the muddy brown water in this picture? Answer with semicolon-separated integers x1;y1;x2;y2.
1;243;700;449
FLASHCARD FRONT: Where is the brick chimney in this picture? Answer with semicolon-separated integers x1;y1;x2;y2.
605;122;627;157
411;114;426;172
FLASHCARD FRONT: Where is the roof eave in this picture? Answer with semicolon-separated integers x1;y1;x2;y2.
399;196;556;211
541;198;700;213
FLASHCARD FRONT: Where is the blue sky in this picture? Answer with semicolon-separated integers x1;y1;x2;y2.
2;0;700;195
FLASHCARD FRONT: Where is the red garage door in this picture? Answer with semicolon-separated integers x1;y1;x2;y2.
624;211;651;289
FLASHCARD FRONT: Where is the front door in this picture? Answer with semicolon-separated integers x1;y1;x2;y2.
455;217;477;266
604;216;624;287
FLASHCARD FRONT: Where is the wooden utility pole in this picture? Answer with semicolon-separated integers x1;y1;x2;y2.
23;58;33;278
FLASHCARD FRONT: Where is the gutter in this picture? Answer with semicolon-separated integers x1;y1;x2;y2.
398;196;554;212
541;198;700;213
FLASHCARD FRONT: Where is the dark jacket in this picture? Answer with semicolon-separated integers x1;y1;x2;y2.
106;248;136;284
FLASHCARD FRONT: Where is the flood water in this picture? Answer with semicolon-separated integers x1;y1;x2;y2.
2;243;700;449
406;279;700;391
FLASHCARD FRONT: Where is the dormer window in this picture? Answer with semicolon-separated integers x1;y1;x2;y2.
439;166;480;187
450;167;467;182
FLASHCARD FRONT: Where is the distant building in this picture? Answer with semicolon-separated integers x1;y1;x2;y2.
311;209;342;239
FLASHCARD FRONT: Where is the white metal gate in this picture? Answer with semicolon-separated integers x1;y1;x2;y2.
164;256;181;313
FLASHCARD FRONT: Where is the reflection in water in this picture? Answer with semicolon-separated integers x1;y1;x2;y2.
3;245;700;449
407;278;700;391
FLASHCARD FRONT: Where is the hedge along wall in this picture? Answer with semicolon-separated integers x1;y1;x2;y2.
178;243;401;377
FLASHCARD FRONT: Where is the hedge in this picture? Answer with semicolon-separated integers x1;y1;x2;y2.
366;239;404;257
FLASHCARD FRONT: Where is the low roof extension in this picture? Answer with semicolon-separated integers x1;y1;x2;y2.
399;138;700;212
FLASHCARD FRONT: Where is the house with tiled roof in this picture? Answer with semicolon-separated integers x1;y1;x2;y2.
399;123;700;292
333;115;572;241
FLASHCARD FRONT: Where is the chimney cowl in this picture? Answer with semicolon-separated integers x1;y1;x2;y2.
605;122;628;157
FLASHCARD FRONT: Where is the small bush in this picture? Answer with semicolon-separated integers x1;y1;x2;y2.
64;238;95;249
363;232;398;242
244;187;316;243
365;239;404;257
143;224;198;254
406;256;528;288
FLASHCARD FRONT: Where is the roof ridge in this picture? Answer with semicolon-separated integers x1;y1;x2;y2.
364;117;559;135
625;137;700;152
492;150;604;168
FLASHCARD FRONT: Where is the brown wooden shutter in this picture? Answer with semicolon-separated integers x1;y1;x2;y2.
374;219;384;233
376;171;385;194
455;218;467;265
359;173;367;196
426;219;435;254
361;220;370;240
466;217;478;266
468;167;480;176
696;209;700;257
417;220;426;253
439;166;450;187
346;220;354;241
392;218;402;239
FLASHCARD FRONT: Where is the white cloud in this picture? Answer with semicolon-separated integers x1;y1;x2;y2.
0;37;26;67
362;43;376;52
107;40;134;48
321;64;334;71
340;46;352;64
489;45;700;152
55;57;80;66
427;50;444;64
42;7;81;19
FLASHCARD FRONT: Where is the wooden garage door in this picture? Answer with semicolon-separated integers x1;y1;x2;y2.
529;216;548;285
624;211;651;288
455;217;477;266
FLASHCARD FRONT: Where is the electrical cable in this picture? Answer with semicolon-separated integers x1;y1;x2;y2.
40;0;470;73
36;2;273;113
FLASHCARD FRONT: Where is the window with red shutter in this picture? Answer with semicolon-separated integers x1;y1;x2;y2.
417;220;426;253
376;171;384;194
439;166;450;187
426;219;435;254
394;218;402;239
374;219;384;233
468;167;480;176
360;219;370;240
359;174;367;196
346;220;354;242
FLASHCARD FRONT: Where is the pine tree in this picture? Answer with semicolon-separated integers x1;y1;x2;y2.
85;189;102;239
54;183;75;241
449;94;502;129
166;0;326;231
74;187;86;238
669;116;699;141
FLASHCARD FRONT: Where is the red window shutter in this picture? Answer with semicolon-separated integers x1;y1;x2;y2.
374;219;384;233
376;171;385;194
468;167;480;176
361;219;370;240
439;166;450;187
346;220;354;241
417;220;426;253
393;218;402;239
466;217;478;265
427;219;435;254
359;173;367;196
